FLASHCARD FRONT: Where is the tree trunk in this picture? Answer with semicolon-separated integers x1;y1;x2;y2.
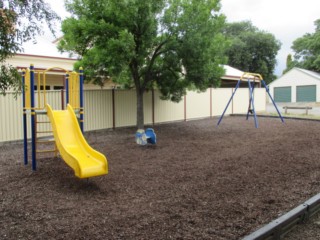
136;88;144;129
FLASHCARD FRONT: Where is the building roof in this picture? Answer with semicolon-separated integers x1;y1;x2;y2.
223;65;244;78
269;67;320;86
19;36;77;60
296;68;320;81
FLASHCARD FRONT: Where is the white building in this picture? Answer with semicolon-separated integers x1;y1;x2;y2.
268;68;320;103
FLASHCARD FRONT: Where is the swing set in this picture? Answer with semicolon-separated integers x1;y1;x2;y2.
217;72;284;128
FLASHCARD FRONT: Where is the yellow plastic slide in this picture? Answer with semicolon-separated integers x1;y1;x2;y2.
46;104;108;178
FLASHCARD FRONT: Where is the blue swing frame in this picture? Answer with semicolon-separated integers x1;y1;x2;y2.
217;72;284;128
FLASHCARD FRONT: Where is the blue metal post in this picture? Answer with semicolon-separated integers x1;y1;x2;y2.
79;67;84;132
22;70;28;165
30;64;36;170
217;79;241;126
65;73;69;105
261;80;285;123
247;79;258;128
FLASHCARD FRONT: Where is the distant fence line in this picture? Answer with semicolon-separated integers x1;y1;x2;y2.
0;88;266;143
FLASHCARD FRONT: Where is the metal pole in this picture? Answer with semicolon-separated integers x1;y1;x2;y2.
22;70;28;165
217;79;241;126
247;79;258;128
261;80;285;123
30;64;36;170
79;67;84;132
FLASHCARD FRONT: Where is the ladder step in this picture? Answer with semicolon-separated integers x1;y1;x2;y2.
37;139;55;144
36;149;57;153
36;131;53;134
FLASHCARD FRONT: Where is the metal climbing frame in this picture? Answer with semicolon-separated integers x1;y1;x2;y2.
217;72;284;128
22;64;84;170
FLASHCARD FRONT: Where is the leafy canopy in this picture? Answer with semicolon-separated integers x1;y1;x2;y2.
0;0;59;95
60;0;227;128
224;21;281;84
291;19;320;72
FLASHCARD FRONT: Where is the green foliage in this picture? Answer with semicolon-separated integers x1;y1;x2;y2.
0;0;60;95
0;63;21;95
291;19;320;72
224;21;281;84
282;54;297;74
60;0;227;128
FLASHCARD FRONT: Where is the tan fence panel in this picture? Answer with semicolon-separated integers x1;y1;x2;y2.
84;90;113;131
186;90;211;119
154;91;184;123
115;90;136;127
212;88;233;116
233;89;250;114
254;89;266;112
0;88;267;143
143;91;153;125
0;92;24;142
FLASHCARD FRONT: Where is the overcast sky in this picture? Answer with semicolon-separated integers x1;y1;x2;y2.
221;0;320;75
30;0;320;76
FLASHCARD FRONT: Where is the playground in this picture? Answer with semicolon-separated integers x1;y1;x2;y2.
1;116;320;239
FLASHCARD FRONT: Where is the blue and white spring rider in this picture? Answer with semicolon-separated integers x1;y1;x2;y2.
135;128;156;145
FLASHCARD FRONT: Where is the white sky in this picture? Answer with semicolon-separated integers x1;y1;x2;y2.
23;0;320;76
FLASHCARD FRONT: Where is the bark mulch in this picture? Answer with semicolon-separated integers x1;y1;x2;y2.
1;116;320;240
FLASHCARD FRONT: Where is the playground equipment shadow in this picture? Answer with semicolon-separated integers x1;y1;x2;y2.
1;116;320;239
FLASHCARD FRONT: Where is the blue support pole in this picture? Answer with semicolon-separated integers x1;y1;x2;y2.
65;73;69;105
261;80;285;123
247;79;258;128
217;79;241;126
22;70;28;165
79;67;84;132
30;64;36;170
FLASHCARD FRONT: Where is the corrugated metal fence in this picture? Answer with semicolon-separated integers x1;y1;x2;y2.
0;88;266;143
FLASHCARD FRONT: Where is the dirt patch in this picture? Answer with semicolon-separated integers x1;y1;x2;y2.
1;116;320;239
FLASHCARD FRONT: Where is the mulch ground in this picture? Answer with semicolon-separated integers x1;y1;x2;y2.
1;116;320;240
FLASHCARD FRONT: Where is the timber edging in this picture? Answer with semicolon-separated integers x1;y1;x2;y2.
242;193;320;240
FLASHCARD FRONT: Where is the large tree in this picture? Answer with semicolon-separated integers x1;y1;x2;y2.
224;21;281;84
0;0;59;95
59;0;227;129
290;19;320;72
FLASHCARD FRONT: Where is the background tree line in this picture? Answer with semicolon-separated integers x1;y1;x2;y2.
1;0;319;128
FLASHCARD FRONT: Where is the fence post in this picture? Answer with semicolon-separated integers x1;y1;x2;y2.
210;88;212;118
184;95;187;121
112;88;116;129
